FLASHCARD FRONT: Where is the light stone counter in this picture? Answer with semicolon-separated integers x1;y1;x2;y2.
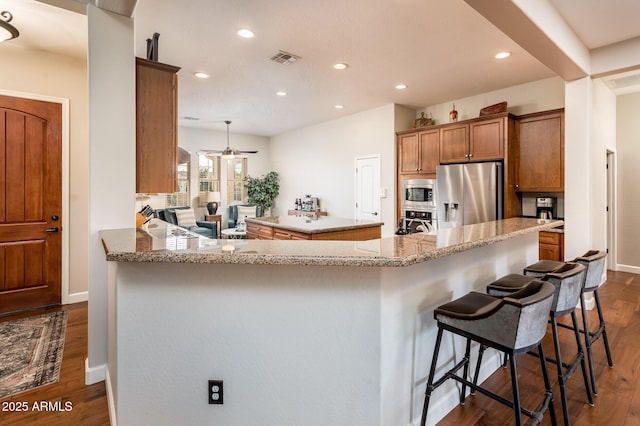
100;217;563;267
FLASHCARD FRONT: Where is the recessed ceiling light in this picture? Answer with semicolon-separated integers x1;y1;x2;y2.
335;104;344;109
395;84;407;90
333;63;349;70
495;51;511;59
194;72;209;79
237;28;254;38
276;91;287;96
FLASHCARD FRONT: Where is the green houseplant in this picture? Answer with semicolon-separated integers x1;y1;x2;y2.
245;171;280;212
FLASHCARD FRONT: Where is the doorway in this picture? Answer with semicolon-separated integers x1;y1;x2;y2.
355;155;381;222
0;93;65;314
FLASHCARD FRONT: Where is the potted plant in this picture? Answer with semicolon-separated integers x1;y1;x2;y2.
245;171;280;215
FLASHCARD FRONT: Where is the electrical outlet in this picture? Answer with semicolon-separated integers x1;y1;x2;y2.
208;380;223;404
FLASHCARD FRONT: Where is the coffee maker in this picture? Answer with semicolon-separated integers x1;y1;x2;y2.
536;197;556;220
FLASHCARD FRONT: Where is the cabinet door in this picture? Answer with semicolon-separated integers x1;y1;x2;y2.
516;111;564;192
470;118;504;161
418;129;439;174
439;124;469;163
398;133;420;174
539;244;560;261
136;57;181;193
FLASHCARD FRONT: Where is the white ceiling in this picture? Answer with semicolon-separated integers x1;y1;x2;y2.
1;0;639;136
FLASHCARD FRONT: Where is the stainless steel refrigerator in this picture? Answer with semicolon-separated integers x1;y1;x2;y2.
436;162;503;229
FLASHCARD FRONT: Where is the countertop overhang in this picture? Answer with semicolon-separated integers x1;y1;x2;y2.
100;217;562;267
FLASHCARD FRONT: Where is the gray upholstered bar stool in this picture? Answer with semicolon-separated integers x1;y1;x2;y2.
526;251;613;395
421;281;557;426
572;250;612;395
488;262;593;426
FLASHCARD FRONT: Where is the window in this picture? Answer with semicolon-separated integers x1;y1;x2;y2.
166;160;190;207
227;157;247;204
198;154;221;206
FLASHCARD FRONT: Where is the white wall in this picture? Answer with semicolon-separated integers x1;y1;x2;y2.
615;92;640;271
87;4;135;382
0;35;88;296
270;104;398;236
591;80;617;259
418;76;565;124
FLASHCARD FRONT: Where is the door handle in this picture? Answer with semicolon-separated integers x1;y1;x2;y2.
44;227;59;233
372;212;378;216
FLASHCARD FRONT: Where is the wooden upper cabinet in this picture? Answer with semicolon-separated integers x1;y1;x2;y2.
515;109;564;192
398;128;439;175
439;124;469;163
470;117;504;161
136;57;181;194
440;118;505;163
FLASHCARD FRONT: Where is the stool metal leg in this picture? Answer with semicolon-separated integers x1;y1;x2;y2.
508;353;523;426
421;327;444;426
594;290;614;368
550;315;571;426
460;339;472;404
537;342;558;426
471;344;485;393
580;292;598;395
571;311;594;408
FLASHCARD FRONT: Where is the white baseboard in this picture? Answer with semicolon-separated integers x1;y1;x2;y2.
63;291;88;305
616;264;640;275
105;366;117;426
85;357;106;384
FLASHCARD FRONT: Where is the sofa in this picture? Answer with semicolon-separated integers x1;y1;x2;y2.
154;206;218;238
228;204;264;228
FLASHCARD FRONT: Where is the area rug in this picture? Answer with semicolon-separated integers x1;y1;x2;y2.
0;311;67;399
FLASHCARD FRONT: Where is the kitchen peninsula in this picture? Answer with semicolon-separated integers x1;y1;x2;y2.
244;215;382;240
100;217;561;426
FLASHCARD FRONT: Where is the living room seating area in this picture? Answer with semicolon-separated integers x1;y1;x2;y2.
154;206;218;238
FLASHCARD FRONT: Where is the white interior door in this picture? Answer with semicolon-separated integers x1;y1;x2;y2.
355;156;381;221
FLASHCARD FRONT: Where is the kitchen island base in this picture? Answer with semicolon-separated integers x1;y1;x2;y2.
105;232;540;426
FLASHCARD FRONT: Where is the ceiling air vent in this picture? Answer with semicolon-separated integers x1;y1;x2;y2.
270;50;301;65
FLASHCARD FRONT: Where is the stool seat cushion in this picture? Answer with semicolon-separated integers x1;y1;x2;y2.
486;274;538;296
435;292;502;321
524;259;565;276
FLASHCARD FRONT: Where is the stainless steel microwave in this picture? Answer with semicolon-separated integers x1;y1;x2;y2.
402;179;436;210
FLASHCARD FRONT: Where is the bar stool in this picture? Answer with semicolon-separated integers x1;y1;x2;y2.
421;280;557;426
488;262;593;426
526;251;612;395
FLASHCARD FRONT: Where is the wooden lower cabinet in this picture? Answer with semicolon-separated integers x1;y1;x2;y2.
247;223;381;241
539;231;564;261
246;223;274;240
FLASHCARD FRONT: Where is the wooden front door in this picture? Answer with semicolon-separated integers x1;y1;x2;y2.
0;94;62;315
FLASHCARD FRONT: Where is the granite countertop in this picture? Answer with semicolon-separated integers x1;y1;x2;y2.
244;215;383;233
100;217;563;267
523;216;564;233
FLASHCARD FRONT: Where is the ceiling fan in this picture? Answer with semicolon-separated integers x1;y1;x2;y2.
199;120;258;160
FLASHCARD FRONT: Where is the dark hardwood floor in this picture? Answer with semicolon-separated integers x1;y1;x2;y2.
437;270;640;425
0;302;110;426
0;270;637;425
